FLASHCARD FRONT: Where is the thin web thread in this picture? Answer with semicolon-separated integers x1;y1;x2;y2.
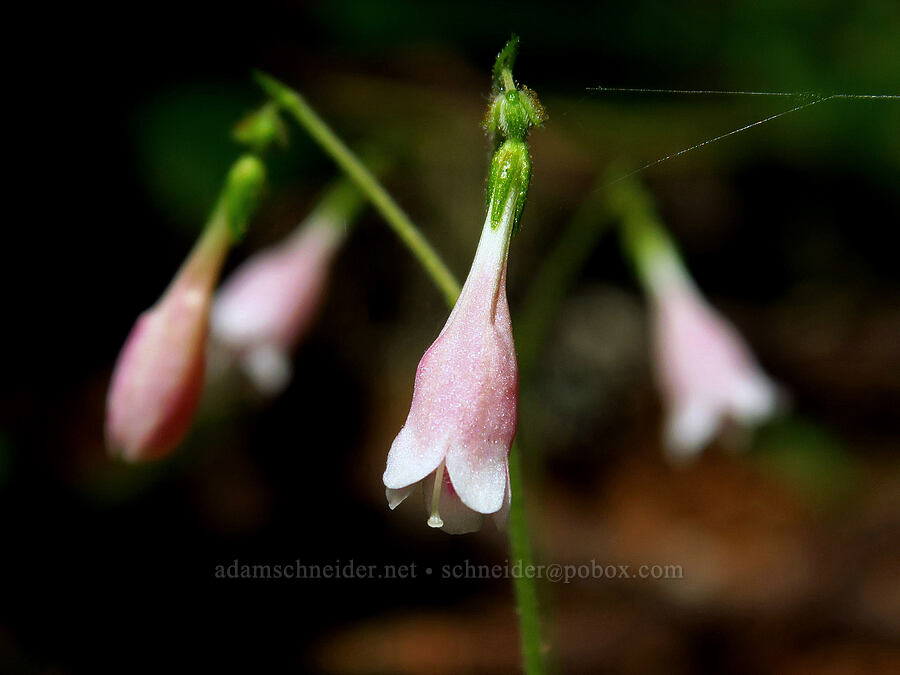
591;87;899;186
592;86;899;100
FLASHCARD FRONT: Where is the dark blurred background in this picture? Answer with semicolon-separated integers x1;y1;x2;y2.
4;1;899;672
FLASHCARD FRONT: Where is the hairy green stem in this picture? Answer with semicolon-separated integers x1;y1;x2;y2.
253;71;460;306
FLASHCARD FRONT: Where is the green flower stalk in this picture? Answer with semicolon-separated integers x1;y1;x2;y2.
254;70;461;306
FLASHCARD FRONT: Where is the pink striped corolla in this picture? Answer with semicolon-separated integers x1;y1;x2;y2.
647;253;780;460
383;200;518;534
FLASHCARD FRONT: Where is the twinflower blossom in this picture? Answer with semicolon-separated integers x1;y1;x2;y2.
612;176;780;460
106;223;230;461
383;37;543;533
211;182;361;394
383;196;519;534
106;156;265;461
646;251;780;459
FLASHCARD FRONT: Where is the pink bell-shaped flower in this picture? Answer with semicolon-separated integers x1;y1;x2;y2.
106;154;265;461
106;222;231;461
383;198;519;534
646;250;780;460
383;39;542;533
211;212;347;394
612;175;781;460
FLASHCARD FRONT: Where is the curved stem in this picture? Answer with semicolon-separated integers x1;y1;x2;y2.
254;71;461;306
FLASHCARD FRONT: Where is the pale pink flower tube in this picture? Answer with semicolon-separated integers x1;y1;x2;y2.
211;216;345;394
383;200;518;534
646;254;780;460
106;223;231;461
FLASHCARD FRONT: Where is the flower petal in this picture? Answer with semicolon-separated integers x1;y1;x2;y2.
729;371;779;425
664;400;721;460
492;472;512;530
241;344;293;395
383;426;447;490
445;441;508;514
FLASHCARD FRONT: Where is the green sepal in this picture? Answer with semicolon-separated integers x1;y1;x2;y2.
221;154;267;240
519;86;547;127
492;35;520;90
486;139;532;235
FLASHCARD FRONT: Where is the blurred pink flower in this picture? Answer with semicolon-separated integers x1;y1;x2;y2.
106;223;231;461
383;201;518;534
211;216;345;394
647;254;780;460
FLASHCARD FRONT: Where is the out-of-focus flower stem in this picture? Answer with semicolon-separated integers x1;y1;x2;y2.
605;173;683;287
253;70;462;306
